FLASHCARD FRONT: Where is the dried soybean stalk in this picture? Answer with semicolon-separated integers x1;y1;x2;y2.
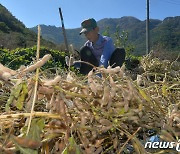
26;25;41;136
55;85;93;99
73;98;87;111
80;113;86;126
81;88;89;95
0;63;17;75
116;128;138;154
101;85;111;107
88;70;98;94
22;54;52;73
43;75;61;86
109;76;117;97
99;119;112;126
94;146;103;154
38;86;54;95
0;70;12;81
0;112;61;119
66;72;76;82
126;80;134;101
63;80;87;89
0;144;15;154
11;136;42;149
98;66;121;74
47;92;55;110
100;125;113;133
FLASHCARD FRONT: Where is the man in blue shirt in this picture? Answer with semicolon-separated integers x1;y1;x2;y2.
78;18;126;74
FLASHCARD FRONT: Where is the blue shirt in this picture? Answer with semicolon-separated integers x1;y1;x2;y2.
84;34;115;68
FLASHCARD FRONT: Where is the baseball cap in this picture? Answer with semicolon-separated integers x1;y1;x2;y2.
79;18;97;35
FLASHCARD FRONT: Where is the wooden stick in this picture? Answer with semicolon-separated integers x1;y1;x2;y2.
118;127;141;154
26;25;41;135
0;112;61;119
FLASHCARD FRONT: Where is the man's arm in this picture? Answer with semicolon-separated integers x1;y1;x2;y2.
99;38;115;68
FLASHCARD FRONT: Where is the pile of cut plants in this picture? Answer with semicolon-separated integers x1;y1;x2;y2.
0;26;180;154
0;50;179;154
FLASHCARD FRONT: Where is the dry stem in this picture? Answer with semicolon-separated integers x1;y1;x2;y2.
26;25;41;135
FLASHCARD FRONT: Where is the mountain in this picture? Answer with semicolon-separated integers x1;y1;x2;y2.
0;4;57;49
31;25;84;49
151;17;180;51
0;3;179;55
30;16;180;55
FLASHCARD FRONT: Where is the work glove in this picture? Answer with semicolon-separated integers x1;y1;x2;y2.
65;56;75;67
65;44;80;67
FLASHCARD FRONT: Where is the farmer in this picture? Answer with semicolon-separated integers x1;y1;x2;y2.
66;18;126;74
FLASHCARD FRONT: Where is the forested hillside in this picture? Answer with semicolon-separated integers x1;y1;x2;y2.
0;4;57;49
151;17;180;52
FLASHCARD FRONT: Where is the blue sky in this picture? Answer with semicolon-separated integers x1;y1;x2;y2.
0;0;179;28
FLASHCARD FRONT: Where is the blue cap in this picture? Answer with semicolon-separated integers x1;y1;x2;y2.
79;18;97;35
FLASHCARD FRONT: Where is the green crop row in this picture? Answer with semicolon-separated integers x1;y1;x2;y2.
0;46;67;70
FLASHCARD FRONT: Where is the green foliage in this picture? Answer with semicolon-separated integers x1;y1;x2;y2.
0;21;10;32
125;55;142;70
102;26;110;37
0;47;67;70
114;27;135;58
62;136;81;154
112;26;142;70
114;27;128;48
0;4;25;33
